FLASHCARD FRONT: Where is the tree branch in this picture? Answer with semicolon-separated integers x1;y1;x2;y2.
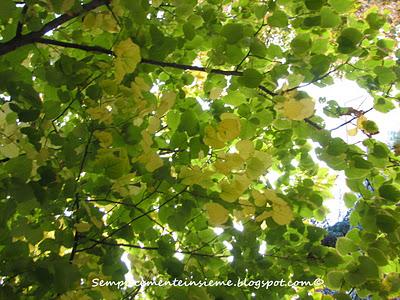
69;130;94;263
77;187;187;252
329;107;373;131
284;61;348;93
15;4;28;38
86;238;229;258
35;38;278;96
0;0;110;56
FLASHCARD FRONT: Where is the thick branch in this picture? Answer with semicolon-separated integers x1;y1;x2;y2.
35;38;278;96
86;238;229;258
0;0;109;56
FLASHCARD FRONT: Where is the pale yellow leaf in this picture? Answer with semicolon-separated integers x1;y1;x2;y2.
347;127;358;136
209;87;223;100
255;211;272;222
147;116;160;133
282;97;315;120
203;125;225;148
114;39;141;82
220;180;240;203
216;113;241;142
145;152;163;172
157;92;176;116
356;115;367;129
83;12;97;29
272;203;293;225
252;190;266;207
236;139;254;160
204;202;229;226
0;143;20;158
94;130;113;148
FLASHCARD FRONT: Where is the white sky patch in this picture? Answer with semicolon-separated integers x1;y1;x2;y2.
302;79;400;224
223;240;233;250
196;96;210;110
174;252;185;261
233;221;244;232
259;241;267;255
121;252;135;288
213;227;224;235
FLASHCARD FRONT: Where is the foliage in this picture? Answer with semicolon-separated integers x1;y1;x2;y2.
0;0;400;299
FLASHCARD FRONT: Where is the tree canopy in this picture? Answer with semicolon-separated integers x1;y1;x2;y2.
0;0;400;299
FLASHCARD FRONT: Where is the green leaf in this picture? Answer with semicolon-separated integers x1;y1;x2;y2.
374;66;396;85
326;271;344;290
328;0;354;13
238;69;263;88
163;257;184;277
337;28;363;54
222;90;247;106
336;237;357;255
53;260;80;293
305;0;323;11
366;13;386;30
0;0;15;20
267;10;288;28
379;184;400;202
343;192;357;208
250;38;267;57
358;256;379;279
376;214;398;233
320;7;341;28
178;110;199;136
221;23;244;44
291;34;312;56
367;247;388;266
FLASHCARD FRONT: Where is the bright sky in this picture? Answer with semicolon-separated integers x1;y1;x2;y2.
302;79;400;224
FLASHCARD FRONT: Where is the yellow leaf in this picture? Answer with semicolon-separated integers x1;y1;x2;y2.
0;143;19;158
217;113;241;141
203;125;225;148
180;166;203;185
147;116;160;133
220;174;251;203
87;106;113;124
356;115;367;129
114;39;141;82
220;180;240;202
239;198;256;217
214;153;244;175
255;211;272;222
99;13;119;33
75;222;92;232
236;140;254;160
143;152;163;172
204;202;229;226
157;92;176;116
209;87;223;100
282;97;315;120
94;130;113;148
272;203;293;225
252;190;266;207
83;12;97;29
347;127;358;136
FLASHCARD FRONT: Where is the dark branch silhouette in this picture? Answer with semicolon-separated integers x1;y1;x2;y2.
0;0;110;56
